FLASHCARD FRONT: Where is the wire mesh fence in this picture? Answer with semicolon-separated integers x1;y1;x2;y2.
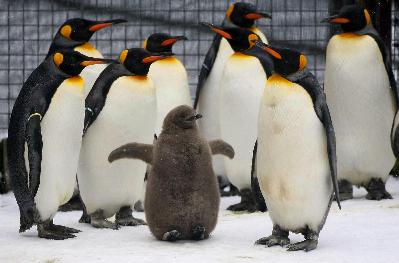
0;0;397;136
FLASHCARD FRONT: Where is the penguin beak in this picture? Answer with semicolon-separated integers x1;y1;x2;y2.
185;114;203;121
80;58;116;66
321;15;350;24
254;40;282;60
200;22;232;40
141;54;170;64
161;36;188;46
245;12;272;20
89;19;127;32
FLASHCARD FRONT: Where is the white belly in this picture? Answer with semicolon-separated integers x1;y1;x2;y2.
324;34;395;186
197;29;267;177
257;76;332;232
219;54;266;190
78;76;156;218
149;57;191;134
34;77;85;220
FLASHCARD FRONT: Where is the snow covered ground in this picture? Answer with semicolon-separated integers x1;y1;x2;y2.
1;179;399;263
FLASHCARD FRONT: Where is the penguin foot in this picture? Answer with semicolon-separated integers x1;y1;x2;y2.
256;225;290;247
79;211;91;224
365;178;392;200
37;221;76;240
287;239;318;252
115;206;147;226
50;222;81;234
90;210;119;230
335;179;353;201
134;200;144;212
255;235;290;247
91;218;119;230
58;195;84;212
162;230;182;242
227;188;257;212
192;225;207;240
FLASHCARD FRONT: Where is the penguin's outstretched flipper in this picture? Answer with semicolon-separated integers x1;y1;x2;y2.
84;63;133;134
25;113;43;198
251;140;267;212
294;73;341;209
208;139;235;159
108;143;153;164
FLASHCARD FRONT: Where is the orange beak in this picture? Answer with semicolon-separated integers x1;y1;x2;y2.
161;36;187;46
89;19;127;32
245;12;272;20
142;56;166;63
200;22;232;39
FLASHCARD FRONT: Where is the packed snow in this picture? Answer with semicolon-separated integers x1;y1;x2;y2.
1;179;399;263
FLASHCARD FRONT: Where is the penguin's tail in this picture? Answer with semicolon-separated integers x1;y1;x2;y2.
389;158;399;178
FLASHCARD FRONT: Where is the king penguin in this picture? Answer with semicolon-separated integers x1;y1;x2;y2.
48;18;126;212
47;18;126;96
143;33;191;134
8;50;111;239
252;41;340;251
201;23;272;212
323;5;397;201
194;2;271;184
78;48;169;229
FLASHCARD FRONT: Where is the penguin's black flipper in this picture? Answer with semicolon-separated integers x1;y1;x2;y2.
84;63;133;134
193;34;222;109
294;73;341;209
108;143;153;164
25;114;43;198
209;139;235;159
365;33;398;105
251;140;267;212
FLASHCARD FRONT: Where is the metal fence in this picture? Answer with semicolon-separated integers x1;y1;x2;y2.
0;0;397;136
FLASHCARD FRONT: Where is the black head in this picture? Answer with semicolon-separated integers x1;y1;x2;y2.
201;22;260;52
144;33;187;53
226;2;271;28
163;105;202;131
52;50;114;76
322;5;371;32
57;18;127;42
254;41;307;77
119;48;171;76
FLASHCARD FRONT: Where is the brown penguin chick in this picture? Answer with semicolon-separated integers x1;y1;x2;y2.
108;105;234;241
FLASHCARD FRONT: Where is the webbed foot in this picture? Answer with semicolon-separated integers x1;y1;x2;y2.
37;220;76;240
90;210;119;230
256;225;290;247
162;230;182;242
336;179;353;201
115;206;146;226
192;225;206;240
58;195;84;212
227;188;257;212
287;239;318;252
365;178;392;200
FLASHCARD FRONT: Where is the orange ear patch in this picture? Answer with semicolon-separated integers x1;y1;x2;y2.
299;55;307;70
226;4;234;20
53;52;64;67
60;25;72;40
364;9;371;25
119;49;128;64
